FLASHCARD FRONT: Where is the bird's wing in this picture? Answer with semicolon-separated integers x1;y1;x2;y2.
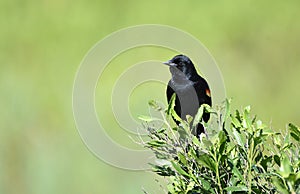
194;79;212;105
194;79;212;122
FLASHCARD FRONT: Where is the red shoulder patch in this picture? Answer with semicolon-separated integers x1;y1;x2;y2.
205;89;211;97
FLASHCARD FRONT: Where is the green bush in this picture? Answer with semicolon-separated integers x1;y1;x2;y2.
140;96;300;194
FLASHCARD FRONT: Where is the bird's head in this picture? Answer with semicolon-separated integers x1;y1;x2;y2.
163;54;197;79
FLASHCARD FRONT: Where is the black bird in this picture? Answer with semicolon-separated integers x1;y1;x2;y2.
164;54;212;136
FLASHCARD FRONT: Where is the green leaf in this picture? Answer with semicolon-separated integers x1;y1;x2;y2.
148;100;162;111
218;130;227;145
241;106;252;129
289;123;300;142
233;129;245;147
186;115;193;124
235;109;242;122
138;115;156;122
253;136;263;149
166;94;181;123
178;152;187;165
280;156;292;178
274;155;281;166
192;136;201;146
244;105;251;113
146;140;165;147
273;135;282;148
283;134;291;150
197;153;216;173
231;117;241;128
260;156;273;171
186;181;195;192
167;93;176;116
272;177;289;194
171;109;182;122
156;128;166;134
262;129;279;135
287;172;298;183
224;98;231;122
224;186;248;192
198;177;212;191
290;132;299;141
171;161;190;177
201;137;213;148
256;120;267;129
149;163;175;176
232;166;244;181
192;105;204;128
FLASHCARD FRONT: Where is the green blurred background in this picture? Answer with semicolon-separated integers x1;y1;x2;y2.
1;0;300;193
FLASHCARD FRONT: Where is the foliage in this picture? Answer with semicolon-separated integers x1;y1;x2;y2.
140;97;300;194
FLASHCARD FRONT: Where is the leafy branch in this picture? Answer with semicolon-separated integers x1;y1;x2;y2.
140;97;300;194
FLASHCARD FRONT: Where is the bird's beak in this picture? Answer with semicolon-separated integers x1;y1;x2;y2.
163;61;177;67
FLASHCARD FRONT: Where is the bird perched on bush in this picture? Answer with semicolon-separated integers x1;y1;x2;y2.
164;54;212;136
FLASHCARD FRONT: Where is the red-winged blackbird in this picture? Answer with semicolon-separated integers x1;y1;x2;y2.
164;54;212;137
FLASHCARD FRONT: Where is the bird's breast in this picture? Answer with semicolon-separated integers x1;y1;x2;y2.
169;79;200;117
170;79;194;92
